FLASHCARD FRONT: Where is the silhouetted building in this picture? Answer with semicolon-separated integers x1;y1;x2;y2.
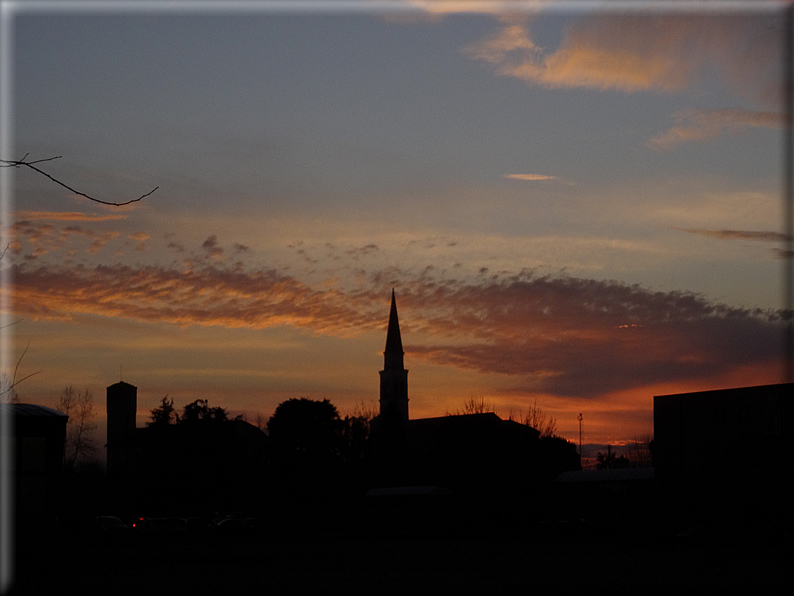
380;288;409;427
654;383;792;529
104;380;268;514
2;403;68;534
106;381;137;477
373;290;411;472
371;291;575;505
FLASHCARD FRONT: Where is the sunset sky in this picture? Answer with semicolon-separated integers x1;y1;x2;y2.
2;1;789;454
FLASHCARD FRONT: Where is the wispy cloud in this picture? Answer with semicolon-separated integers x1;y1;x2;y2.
505;173;574;185
672;227;787;243
201;235;224;259
7;220;120;257
14;211;127;222
649;109;783;149
6;261;384;335
505;174;556;181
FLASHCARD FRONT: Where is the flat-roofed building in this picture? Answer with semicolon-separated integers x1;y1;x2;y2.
654;383;792;529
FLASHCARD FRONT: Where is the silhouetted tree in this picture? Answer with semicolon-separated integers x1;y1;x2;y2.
0;372;18;403
182;399;228;424
538;434;582;479
147;395;178;426
0;341;41;403
596;449;631;469
448;394;494;415
520;399;557;438
57;386;98;470
267;398;343;459
341;413;372;466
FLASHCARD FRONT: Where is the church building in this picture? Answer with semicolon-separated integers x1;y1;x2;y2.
372;290;559;493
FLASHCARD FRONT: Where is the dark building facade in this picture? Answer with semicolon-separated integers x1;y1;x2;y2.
654;383;792;528
3;404;68;535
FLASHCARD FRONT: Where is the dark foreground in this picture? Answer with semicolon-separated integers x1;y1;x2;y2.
9;532;793;595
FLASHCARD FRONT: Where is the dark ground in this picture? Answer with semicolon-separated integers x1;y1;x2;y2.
8;531;793;595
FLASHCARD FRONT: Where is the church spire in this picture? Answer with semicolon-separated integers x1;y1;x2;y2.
379;289;408;424
384;288;404;369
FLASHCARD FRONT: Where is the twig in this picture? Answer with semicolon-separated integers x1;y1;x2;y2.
0;340;42;398
1;155;159;206
0;319;23;330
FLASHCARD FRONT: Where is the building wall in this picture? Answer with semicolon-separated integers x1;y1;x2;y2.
654;383;792;524
4;404;68;532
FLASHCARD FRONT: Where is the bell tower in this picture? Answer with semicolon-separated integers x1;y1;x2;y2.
106;380;137;477
379;289;409;426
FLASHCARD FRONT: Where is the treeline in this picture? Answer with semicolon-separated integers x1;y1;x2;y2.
63;395;582;535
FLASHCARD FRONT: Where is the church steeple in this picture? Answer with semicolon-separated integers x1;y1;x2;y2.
379;289;409;423
384;288;404;370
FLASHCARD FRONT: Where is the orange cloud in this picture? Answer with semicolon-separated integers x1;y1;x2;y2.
464;14;781;99
6;262;384;335
6;262;782;402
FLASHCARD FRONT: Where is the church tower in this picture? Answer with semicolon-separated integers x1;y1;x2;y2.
379;289;409;426
106;380;137;477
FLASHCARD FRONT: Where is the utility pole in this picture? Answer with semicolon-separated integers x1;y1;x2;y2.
578;413;583;461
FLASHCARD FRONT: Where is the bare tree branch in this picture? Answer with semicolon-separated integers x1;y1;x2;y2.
0;318;23;330
58;386;98;469
0;340;42;401
1;154;158;206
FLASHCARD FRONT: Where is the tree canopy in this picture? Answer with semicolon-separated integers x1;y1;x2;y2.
182;399;228;424
267;398;343;458
147;396;178;426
